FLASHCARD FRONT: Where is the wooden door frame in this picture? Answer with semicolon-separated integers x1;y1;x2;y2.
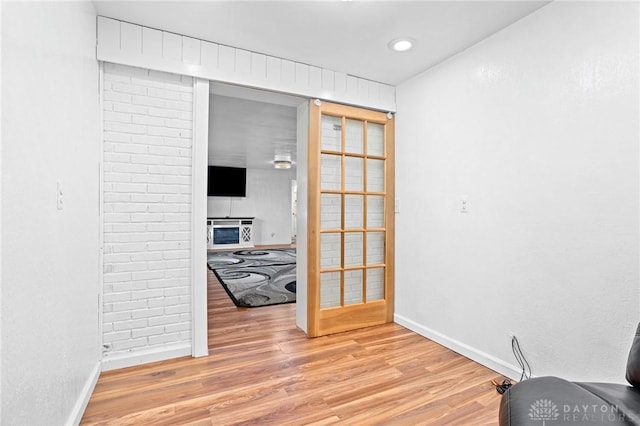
192;95;395;351
307;100;395;337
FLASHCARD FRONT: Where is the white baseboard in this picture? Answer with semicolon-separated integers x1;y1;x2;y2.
394;313;523;381
101;343;192;371
66;361;101;426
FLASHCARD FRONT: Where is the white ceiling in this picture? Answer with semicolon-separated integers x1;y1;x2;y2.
209;84;302;170
93;0;551;170
93;0;550;86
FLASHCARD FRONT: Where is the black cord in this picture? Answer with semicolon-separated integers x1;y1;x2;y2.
511;336;531;381
512;338;526;381
492;336;532;394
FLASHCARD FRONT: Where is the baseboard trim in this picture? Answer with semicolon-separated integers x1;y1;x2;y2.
66;361;101;426
101;344;192;371
394;313;523;380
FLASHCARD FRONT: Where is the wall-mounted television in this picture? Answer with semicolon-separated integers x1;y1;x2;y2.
207;166;247;197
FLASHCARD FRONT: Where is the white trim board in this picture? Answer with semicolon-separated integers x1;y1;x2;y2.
394;313;525;381
65;362;101;426
96;16;396;113
101;343;192;371
0;1;3;418
191;77;209;357
97;61;105;370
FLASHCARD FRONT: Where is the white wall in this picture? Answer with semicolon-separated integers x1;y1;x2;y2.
101;63;193;370
296;101;309;332
0;0;4;419
395;1;639;383
1;2;101;424
207;168;294;246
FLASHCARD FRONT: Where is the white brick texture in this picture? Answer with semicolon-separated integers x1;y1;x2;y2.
102;63;193;358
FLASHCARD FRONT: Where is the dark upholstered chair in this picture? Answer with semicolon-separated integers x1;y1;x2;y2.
499;324;640;425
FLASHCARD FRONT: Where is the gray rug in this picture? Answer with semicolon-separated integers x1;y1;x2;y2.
207;248;296;308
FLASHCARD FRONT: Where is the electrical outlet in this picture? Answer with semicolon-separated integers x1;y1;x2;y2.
509;331;516;339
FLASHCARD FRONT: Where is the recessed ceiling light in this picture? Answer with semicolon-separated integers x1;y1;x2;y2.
389;38;413;52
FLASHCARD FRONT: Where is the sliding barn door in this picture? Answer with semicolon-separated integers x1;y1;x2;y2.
307;100;395;337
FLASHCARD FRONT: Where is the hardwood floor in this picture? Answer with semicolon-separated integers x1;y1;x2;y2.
81;269;504;425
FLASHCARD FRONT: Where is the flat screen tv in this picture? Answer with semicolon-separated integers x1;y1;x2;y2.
208;166;247;197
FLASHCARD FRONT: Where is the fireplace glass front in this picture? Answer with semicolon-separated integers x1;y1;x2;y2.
213;227;240;245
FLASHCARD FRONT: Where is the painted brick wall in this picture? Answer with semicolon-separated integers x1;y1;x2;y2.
102;63;193;361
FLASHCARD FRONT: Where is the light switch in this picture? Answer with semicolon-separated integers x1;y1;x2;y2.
395;199;400;213
57;180;63;210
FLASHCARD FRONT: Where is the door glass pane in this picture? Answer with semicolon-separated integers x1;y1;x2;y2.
320;233;341;269
321;194;341;230
367;195;384;228
345;156;364;192
321;154;341;190
367;159;384;192
367;231;385;265
344;232;363;267
366;268;385;301
344;195;363;229
344;269;363;305
320;271;341;308
345;119;364;154
367;123;385;156
321;115;341;152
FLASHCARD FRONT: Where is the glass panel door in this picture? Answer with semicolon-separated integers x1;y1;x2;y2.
309;100;395;337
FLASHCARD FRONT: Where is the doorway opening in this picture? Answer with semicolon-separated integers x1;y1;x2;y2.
205;82;306;348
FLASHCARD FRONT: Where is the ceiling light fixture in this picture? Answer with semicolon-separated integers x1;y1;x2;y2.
273;154;293;169
274;160;292;169
389;38;413;52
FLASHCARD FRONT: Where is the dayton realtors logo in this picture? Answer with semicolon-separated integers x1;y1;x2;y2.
529;399;559;425
529;398;637;424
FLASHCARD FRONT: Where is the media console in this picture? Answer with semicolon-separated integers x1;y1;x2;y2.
207;217;254;249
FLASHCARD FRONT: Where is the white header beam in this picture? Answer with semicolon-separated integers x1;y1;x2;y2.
96;16;396;112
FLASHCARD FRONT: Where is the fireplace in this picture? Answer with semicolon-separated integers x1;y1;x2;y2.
207;217;254;249
213;226;240;245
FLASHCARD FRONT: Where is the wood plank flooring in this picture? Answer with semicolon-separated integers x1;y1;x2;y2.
81;269;504;425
